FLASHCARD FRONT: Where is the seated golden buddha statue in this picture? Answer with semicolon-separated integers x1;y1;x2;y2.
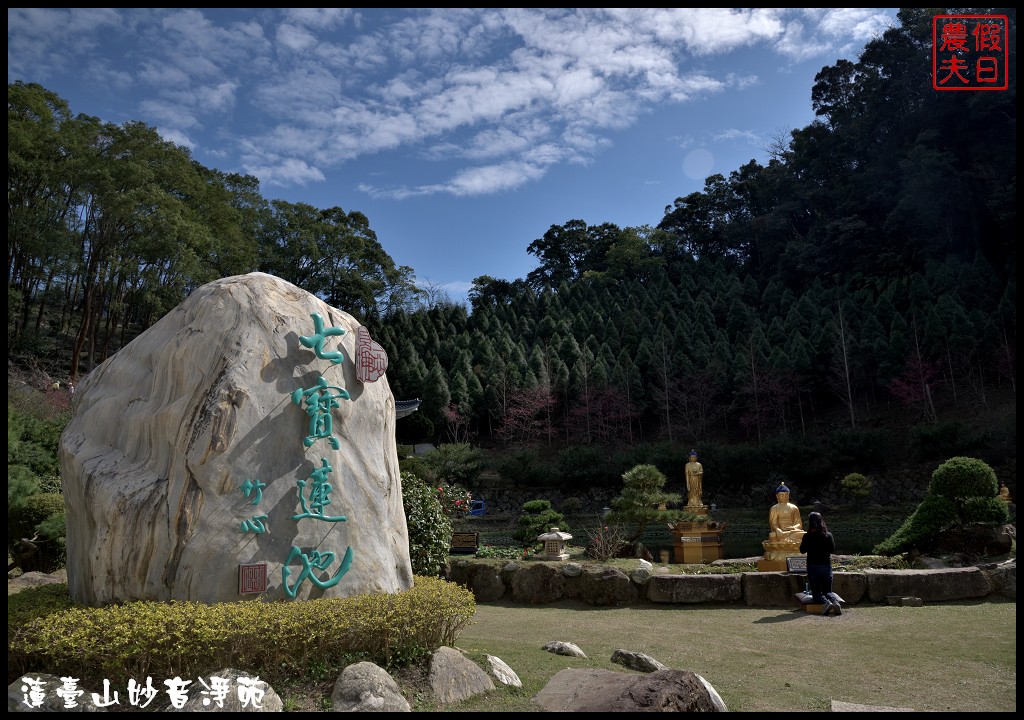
761;484;806;561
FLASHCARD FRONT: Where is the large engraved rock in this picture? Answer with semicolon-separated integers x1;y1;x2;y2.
59;272;413;605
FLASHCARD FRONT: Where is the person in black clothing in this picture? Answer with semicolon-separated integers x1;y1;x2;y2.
799;511;842;616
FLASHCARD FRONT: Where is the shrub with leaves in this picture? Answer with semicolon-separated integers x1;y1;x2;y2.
606;464;683;542
874;495;957;555
840;472;873;505
512;499;567;545
493;448;559;486
928;456;999;499
961;496;1011;525
8;583;75;630
400;472;452;576
474;545;523;559
436;483;473;519
9;576;475;687
874;456;1007;555
8;492;66;573
423;443;485;486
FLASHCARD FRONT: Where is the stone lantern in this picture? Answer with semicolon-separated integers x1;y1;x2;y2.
537;527;572;561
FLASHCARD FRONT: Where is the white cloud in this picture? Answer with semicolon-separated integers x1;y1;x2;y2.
139;99;201;130
158;127;196;150
713;128;761;144
276;23;318;53
282;8;358;30
247;157;326;187
8;7;899;200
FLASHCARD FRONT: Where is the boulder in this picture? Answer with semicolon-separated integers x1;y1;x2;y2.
933;524;1015;558
59;272;413;605
741;571;806;606
426;647;495;706
464;563;507;602
611;649;669;673
7;571;66;596
579;566;638;606
543;641;588;658
864;567;991;603
979;558;1016;599
166;668;283;711
446;560;505;602
511;563;565;603
532;668;727;712
486;655;522;687
9;673;107;712
647;573;742;603
331;661;410;712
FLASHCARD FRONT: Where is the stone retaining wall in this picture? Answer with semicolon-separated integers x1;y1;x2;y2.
445;558;1016;607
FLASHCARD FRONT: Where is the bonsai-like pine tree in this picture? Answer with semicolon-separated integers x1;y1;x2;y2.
606;464;683;543
874;456;1009;555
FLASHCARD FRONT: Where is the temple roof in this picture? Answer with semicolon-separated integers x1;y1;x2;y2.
395;398;421;419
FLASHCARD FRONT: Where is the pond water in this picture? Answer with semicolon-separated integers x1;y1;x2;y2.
721;530;893;559
641;527;898;560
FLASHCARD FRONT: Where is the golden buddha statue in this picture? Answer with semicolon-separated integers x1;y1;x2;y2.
685;450;704;508
998;484;1011;504
761;484;805;563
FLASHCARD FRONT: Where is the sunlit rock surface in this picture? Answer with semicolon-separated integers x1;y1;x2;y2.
60;272;413;605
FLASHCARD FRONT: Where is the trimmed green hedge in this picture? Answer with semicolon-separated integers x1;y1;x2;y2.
8;576;475;687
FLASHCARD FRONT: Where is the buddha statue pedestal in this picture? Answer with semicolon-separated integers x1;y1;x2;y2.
757;534;806;572
670;511;726;564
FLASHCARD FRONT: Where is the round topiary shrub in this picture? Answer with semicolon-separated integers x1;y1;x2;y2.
929;456;999;499
961;496;1011;526
840;472;872;505
512;499;567;545
400;471;452;577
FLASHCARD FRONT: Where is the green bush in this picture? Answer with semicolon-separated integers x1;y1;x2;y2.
400;472;452;577
423;443;485;486
8;403;65;499
873;495;957;555
492;448;559;486
557;445;619;488
875;456;1007;556
929;456;999;499
961;496;1011;525
8;493;66;573
436;483;473;519
610;442;687;485
7;583;75;630
474;545;523;559
398;454;435;481
840;473;873;505
561;496;584;514
512;499;567;545
9;576;475;687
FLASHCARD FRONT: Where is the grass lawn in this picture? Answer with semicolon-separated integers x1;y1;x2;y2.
439;599;1017;712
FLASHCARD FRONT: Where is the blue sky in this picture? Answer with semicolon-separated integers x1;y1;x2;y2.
8;8;898;306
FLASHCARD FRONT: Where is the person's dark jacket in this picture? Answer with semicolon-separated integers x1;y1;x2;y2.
800;530;835;566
